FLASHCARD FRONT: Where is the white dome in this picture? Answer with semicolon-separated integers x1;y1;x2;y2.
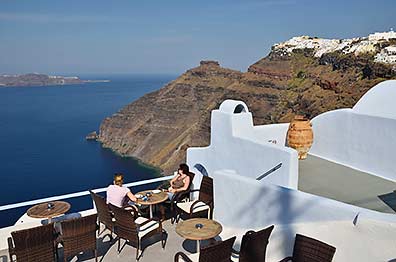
353;80;396;119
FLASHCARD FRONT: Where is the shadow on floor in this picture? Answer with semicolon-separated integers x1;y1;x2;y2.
57;234;116;262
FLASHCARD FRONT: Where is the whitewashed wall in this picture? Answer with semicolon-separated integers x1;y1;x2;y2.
214;170;396;262
310;80;396;182
249;123;290;146
187;100;298;190
353;80;396;119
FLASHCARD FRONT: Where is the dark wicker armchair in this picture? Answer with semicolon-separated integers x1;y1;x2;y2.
59;214;98;262
109;203;166;260
90;190;114;239
174;236;236;262
279;234;336;262
175;176;213;223
232;225;274;262
8;223;57;262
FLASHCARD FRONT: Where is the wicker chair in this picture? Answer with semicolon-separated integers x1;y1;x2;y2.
232;225;274;262
279;234;336;262
174;236;236;262
109;203;166;260
175;176;213;223
8;223;57;262
170;172;195;223
59;214;98;262
90;190;114;238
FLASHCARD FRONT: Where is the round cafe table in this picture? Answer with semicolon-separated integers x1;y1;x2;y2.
176;218;222;253
135;190;168;218
27;201;70;223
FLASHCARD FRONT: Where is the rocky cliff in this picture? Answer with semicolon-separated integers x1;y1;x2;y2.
99;34;396;174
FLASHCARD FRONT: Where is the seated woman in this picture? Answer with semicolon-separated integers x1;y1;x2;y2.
167;163;191;199
107;173;137;208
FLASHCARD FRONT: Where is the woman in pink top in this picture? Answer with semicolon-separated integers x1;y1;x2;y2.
106;173;137;208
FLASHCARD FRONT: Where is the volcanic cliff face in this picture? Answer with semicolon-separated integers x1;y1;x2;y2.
99;34;396;174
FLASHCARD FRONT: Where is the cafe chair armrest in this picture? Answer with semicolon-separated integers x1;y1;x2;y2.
231;247;240;255
174;251;193;262
279;257;293;262
7;237;15;256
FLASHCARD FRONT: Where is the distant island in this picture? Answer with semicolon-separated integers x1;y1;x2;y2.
0;73;110;87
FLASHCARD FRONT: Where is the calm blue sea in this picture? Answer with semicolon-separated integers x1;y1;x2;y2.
0;74;175;227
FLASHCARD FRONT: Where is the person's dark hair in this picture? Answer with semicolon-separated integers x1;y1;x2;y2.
114;173;124;186
178;163;189;175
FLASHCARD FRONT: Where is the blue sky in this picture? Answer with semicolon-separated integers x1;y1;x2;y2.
0;0;395;75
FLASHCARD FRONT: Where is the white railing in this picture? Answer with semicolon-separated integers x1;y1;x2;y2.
0;175;173;212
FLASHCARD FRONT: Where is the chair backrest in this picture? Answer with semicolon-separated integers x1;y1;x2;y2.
60;214;97;259
187;172;195;189
10;223;55;262
239;225;274;262
199;236;236;262
198;176;213;207
90;190;113;230
109;203;139;246
292;234;336;262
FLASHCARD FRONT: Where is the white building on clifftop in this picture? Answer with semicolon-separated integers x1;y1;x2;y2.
375;45;396;64
369;30;396;41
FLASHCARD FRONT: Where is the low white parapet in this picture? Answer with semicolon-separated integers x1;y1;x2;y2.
0;209;96;251
213;170;396;261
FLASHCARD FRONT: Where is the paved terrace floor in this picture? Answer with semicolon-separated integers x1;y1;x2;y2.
299;155;396;214
0;219;214;262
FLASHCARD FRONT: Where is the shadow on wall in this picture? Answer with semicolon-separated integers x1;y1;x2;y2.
194;164;209;177
233;104;246;113
232;181;323;256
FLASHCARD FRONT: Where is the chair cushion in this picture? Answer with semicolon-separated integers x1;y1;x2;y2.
231;254;239;262
177;201;209;214
179;252;199;262
134;217;159;238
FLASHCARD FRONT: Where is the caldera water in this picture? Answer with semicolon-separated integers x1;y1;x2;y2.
0;74;175;227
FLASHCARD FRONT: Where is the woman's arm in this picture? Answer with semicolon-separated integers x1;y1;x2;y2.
169;174;178;186
127;191;137;202
174;176;190;192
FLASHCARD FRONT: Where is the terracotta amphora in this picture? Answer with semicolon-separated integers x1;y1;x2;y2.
286;115;314;160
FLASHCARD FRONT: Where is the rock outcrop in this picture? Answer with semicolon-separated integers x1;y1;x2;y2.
86;131;98;140
99;33;396;174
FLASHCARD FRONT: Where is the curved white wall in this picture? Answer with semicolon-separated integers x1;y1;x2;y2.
353;80;396;119
310;108;396;181
214;170;396;262
310;80;396;181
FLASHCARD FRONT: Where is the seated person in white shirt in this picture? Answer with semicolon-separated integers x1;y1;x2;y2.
106;173;137;208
